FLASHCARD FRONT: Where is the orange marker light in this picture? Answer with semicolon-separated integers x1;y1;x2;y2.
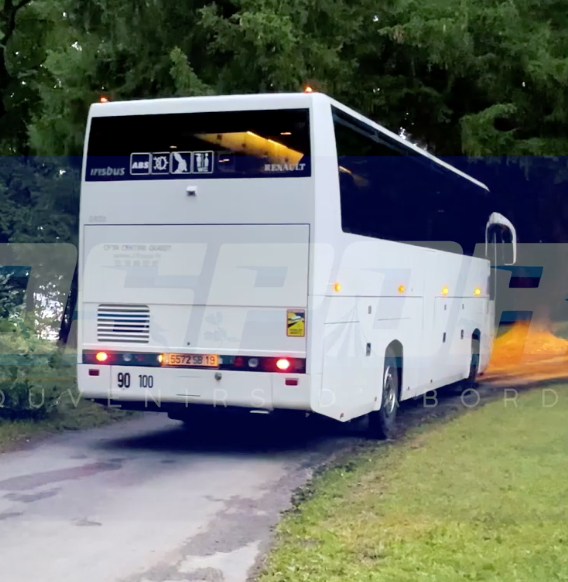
442;286;449;296
333;282;341;293
474;287;481;296
99;96;109;103
95;351;108;362
304;85;313;93
398;285;405;294
158;354;164;364
276;358;290;371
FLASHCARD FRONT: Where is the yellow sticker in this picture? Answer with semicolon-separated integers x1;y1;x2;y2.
287;310;305;337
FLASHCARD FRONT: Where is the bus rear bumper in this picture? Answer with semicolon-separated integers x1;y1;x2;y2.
77;364;318;412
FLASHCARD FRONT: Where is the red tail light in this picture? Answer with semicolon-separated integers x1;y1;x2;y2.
276;358;290;371
95;352;108;362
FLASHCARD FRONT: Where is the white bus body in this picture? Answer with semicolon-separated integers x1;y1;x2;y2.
77;92;515;433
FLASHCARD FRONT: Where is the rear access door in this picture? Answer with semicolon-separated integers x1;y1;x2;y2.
81;224;310;357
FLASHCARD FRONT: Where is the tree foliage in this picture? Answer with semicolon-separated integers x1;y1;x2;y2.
0;0;567;337
22;0;568;159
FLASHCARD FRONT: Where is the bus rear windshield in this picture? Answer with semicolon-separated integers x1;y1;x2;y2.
86;109;311;181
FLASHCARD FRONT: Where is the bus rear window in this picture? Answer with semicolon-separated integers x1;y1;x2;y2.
86;109;311;181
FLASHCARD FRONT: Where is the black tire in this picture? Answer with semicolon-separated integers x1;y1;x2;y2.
468;336;480;387
367;349;400;440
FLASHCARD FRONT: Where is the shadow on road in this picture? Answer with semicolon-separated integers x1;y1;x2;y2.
98;411;359;458
94;358;568;458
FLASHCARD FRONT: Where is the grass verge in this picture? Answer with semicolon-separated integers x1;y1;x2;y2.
258;386;568;581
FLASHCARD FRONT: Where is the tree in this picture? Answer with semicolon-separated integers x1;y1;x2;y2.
29;0;223;156
354;0;568;157
31;0;568;159
25;0;568;341
0;156;79;340
29;0;365;154
0;0;61;155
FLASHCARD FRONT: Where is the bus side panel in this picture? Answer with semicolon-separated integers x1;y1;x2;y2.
418;251;491;393
319;321;378;421
314;295;423;422
366;297;424;404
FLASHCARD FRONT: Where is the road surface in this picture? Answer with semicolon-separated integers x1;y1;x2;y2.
0;413;357;582
0;367;556;582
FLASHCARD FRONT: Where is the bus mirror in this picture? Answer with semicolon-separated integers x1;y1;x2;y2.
485;212;517;266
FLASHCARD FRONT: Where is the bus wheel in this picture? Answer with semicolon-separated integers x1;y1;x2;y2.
468;336;480;387
368;349;400;440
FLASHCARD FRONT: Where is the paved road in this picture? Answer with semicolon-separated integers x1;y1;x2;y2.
0;372;540;582
0;412;357;582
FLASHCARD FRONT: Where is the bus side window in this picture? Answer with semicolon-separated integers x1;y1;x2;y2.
333;113;404;240
332;107;489;254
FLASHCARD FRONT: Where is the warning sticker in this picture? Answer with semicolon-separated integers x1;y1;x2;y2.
287;310;305;337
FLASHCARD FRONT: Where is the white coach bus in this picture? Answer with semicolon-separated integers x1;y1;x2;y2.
78;92;516;438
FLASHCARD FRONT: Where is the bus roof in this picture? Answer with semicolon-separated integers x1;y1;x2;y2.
90;92;489;192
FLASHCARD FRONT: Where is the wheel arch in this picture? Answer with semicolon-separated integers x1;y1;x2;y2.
386;340;403;399
469;329;481;381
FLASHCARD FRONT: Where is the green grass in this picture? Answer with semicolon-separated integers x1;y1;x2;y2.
258;387;568;582
0;398;133;453
0;350;136;452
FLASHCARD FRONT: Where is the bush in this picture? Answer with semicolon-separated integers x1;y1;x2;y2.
0;318;75;420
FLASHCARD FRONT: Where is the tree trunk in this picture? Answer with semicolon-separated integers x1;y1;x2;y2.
58;267;78;349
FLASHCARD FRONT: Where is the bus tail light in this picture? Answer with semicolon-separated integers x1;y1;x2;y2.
285;378;298;386
221;356;305;373
82;351;305;373
276;358;290;371
89;369;100;376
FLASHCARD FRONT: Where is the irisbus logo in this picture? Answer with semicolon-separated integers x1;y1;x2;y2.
90;167;126;177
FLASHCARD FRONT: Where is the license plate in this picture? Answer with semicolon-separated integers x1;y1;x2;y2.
164;353;219;368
